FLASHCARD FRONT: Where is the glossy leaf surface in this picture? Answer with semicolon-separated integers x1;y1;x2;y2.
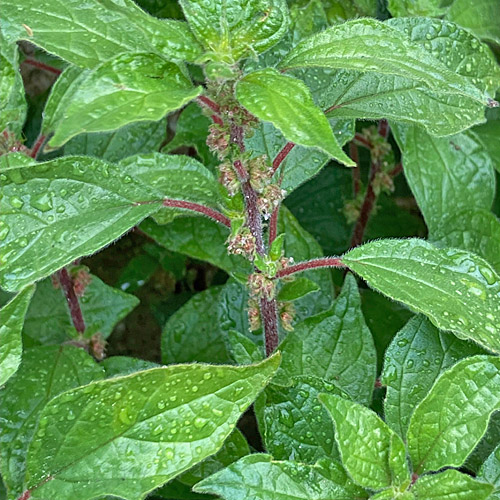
1;0;202;67
0;285;35;386
23;275;139;343
382;315;483;438
0;155;161;292
278;277;320;302
342;239;500;354
276;274;376;405
0;346;104;499
408;356;500;474
22;355;280;500
236;69;355;166
194;454;368;500
478;443;500;498
179;0;289;61
48;53;201;147
279;18;493;106
320;394;408;490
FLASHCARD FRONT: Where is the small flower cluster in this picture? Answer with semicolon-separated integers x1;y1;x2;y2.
0;129;28;156
248;155;284;217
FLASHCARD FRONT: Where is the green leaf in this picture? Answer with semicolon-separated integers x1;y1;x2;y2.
260;376;343;464
382;315;484;438
407;355;500;474
22;355;280;500
0;346;104;499
478;443;500;497
179;0;289;62
432;209;500;273
64;120;167;163
446;0;500;45
101;356;160;378
48;53;201;147
0;32;27;137
0;155;162;292
280;18;494;105
275;273;376;405
278;278;320;302
226;330;264;365
342;238;500;354
236;69;355;167
194;454;368;500
1;0;202;68
387;0;448;16
0;285;35;386
23;274;139;344
394;126;495;236
320;394;408;490
474;115;500;173
177;429;249;487
412;469;493;499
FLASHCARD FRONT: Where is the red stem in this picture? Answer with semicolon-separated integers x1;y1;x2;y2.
162;199;230;227
30;134;47;159
197;95;220;113
211;114;224;126
378;119;389;139
353;133;373;149
268;205;280;246
17;491;31;500
271;141;295;174
389;162;403;177
57;268;86;335
261;297;279;356
23;58;62;75
276;257;345;278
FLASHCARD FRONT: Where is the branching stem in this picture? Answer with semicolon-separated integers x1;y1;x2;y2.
57;267;86;335
276;257;345;278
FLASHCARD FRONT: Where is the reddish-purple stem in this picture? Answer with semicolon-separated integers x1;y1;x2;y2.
389;162;403;177
30;134;47;159
57;268;85;335
23;58;62;75
197;95;220;113
261;297;279;356
17;491;31;500
211;114;224;126
276;257;345;278
349;141;361;196
162;199;231;227
353;133;372;149
271;142;295;174
268;205;280;246
378;119;389;139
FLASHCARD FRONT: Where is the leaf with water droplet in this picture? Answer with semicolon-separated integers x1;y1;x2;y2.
0;285;35;386
48;53;201;148
236;69;355;167
382;315;484;438
343;238;500;354
478;442;500;494
194;453;368;499
0;346;104;499
320;393;409;490
21;354;280;500
408;355;500;474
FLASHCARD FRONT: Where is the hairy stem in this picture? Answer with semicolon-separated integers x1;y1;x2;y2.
162;199;231;227
197;95;220;113
276;257;345;278
30;134;47;159
272;141;295;174
57;267;86;335
261;297;279;356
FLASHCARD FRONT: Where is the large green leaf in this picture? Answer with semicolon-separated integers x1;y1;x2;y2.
64;120;167;163
236;69;355;167
412;469;493;500
22;355;280;500
432;209;500;273
0;346;104;499
382;315;484;438
394;126;495;236
275;273;376;405
259;376;342;464
474;115;500;173
342;239;500;354
407;355;500;474
320;394;409;490
387;0;448;16
279;18;494;106
194;454;368;500
179;0;289;62
48;53;201;147
446;0;500;45
0;32;26;136
0;0;202;68
0;285;35;386
478;443;500;498
0;155;160;292
23;274;139;344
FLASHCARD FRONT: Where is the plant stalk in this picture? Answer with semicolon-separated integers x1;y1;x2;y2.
57;267;86;335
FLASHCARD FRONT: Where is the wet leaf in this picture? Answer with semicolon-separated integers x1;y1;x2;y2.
408;356;500;474
342;239;500;354
278;277;320;302
194;454;368;500
0;285;35;386
22;355;280;500
478;443;500;498
236;69;355;166
0;346;104;499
